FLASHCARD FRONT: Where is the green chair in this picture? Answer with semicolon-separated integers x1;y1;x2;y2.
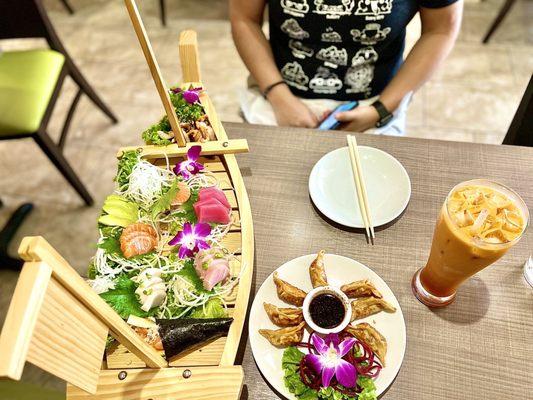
0;0;118;206
0;380;65;400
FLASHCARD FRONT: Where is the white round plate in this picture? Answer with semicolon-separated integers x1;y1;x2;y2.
249;254;406;400
309;146;411;228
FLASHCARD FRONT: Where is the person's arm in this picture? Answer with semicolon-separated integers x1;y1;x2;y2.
336;1;463;131
229;0;318;127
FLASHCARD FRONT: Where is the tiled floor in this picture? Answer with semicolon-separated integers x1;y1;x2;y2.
0;0;531;392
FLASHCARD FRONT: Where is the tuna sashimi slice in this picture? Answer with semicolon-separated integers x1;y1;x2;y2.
199;186;231;209
193;197;229;218
196;201;231;224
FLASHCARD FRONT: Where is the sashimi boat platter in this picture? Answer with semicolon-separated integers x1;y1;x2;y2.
0;1;253;398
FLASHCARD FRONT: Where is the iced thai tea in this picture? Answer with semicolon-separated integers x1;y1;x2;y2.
412;179;529;307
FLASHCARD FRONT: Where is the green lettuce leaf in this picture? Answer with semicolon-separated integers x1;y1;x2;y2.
151;179;180;219
99;274;156;319
356;376;377;400
142;117;173;146
282;346;305;367
115;150;140;190
282;347;319;400
177;259;211;294
189;297;227;319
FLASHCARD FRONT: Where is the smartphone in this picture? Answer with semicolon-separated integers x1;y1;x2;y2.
318;101;359;131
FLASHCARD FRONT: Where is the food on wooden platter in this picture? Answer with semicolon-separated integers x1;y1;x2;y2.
0;8;253;398
157;317;233;359
350;297;397;321
142;86;216;145
263;303;304;327
258;251;397;400
119;223;158;259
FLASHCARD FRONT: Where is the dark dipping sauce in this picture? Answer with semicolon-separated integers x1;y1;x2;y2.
309;293;345;329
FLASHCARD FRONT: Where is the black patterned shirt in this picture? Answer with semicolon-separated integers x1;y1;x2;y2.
268;0;458;100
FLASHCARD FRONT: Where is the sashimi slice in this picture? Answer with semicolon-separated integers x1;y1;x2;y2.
202;259;230;290
193;197;227;219
199;186;231;209
196;202;231;224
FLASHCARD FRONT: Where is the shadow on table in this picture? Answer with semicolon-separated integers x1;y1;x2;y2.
429;276;490;324
310;195;409;241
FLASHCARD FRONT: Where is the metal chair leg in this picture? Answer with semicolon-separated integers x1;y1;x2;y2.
482;0;516;44
59;0;75;15
66;62;119;124
160;0;167;26
0;203;34;270
33;131;94;206
58;88;83;150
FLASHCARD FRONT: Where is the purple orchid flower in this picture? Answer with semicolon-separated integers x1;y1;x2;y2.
305;333;357;388
170;86;203;104
173;145;204;179
169;222;211;259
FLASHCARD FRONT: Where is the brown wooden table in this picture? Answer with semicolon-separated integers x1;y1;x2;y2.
225;123;533;400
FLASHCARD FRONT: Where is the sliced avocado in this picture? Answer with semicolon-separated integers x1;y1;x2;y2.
102;207;137;223
98;214;134;228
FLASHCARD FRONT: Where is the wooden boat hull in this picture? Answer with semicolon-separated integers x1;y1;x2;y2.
0;25;254;400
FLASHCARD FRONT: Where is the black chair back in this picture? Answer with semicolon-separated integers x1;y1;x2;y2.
0;0;51;40
502;75;533;147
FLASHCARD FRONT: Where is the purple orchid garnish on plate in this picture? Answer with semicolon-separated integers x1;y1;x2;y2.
170;86;203;104
305;333;357;388
169;222;211;259
173;145;204;179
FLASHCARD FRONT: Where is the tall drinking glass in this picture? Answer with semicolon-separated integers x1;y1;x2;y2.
412;179;529;307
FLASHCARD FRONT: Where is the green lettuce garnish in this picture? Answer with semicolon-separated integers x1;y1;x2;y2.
99;274;156;319
189;297;227;319
151;179;180;219
281;347;378;400
115;150;140;190
141;116;173;146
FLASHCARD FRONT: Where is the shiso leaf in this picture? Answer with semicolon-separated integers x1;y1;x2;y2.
151;179;180;219
99;274;156;319
177;260;211;294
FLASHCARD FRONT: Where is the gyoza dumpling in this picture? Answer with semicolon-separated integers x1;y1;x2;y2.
341;280;382;299
351;297;396;321
259;321;305;347
273;272;307;306
345;322;387;366
309;250;328;288
264;303;304;327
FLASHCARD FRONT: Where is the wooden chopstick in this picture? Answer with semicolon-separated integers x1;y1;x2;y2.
350;136;375;240
347;135;375;243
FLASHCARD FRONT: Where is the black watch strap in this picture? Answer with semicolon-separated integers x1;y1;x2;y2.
371;100;393;128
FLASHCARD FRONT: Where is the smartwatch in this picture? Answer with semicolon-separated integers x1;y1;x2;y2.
371;100;393;128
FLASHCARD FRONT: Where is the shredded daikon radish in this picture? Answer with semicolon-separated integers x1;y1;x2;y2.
122;160;176;208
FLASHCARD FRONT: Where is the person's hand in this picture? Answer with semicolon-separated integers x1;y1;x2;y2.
335;105;380;132
268;85;318;128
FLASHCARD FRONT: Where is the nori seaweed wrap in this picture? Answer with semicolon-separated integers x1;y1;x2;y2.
156;318;233;360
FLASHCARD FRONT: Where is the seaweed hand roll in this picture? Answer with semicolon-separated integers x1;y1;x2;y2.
156;318;233;360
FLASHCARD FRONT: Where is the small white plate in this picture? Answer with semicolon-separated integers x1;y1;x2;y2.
249;254;406;400
309;146;411;228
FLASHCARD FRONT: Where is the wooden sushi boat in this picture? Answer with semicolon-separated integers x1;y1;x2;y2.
0;1;254;399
